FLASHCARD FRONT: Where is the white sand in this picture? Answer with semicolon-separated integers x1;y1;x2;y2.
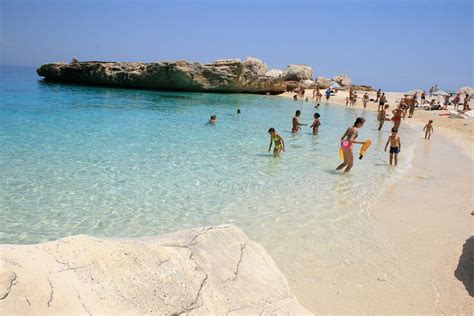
278;89;474;313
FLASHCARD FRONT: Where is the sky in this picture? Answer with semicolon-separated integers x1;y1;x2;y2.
1;0;473;91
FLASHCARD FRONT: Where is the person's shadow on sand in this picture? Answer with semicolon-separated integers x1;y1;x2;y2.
454;236;474;297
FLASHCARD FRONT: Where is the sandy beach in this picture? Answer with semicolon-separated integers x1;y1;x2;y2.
278;89;474;313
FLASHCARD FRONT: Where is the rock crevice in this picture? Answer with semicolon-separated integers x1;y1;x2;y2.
0;224;311;315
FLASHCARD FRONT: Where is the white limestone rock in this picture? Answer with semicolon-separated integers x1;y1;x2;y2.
0;225;311;315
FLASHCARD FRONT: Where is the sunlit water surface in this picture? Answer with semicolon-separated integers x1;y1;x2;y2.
1;67;417;276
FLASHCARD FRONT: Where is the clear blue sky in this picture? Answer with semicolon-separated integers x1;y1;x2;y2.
1;0;472;91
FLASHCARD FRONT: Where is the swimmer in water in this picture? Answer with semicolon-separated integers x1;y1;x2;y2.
208;115;217;124
268;127;285;156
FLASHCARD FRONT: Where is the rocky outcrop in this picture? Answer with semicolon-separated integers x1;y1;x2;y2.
458;86;473;95
0;225;311;315
351;84;375;91
242;57;268;76
283;64;313;81
315;76;331;88
265;69;283;79
332;74;352;87
37;58;287;95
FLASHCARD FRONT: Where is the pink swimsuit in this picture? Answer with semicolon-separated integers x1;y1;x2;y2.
341;140;352;150
341;127;357;150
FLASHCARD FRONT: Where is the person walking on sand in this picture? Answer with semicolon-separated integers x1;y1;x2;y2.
463;94;471;112
385;127;401;166
406;94;418;118
362;92;369;109
375;89;381;102
421;91;426;104
336;117;366;173
316;88;322;101
310;113;321;135
351;92;357;107
378;104;389;130
268;128;285;156
423;120;434;140
378;92;387;111
453;93;461;111
292;110;307;133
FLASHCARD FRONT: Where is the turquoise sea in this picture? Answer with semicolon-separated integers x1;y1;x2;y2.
1;66;417;269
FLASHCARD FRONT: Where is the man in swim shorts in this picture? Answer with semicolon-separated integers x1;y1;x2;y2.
378;92;387;111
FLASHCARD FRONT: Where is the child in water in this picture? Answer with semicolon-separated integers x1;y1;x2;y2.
310;113;321;135
423;120;434;140
268;128;285;156
384;127;401;166
292;110;307;133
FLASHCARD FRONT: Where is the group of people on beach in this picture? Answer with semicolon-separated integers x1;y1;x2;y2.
271;85;447;173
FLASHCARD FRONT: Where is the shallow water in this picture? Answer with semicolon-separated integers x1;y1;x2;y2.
0;66;417;264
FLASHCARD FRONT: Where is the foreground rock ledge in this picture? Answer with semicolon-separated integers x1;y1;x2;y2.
37;58;287;94
0;224;311;315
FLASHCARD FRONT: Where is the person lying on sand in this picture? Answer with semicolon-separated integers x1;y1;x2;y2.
292;110;307;133
268;127;285;156
385;127;401;166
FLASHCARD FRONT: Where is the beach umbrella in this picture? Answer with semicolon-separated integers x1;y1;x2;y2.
447;90;456;96
330;82;341;89
431;90;450;96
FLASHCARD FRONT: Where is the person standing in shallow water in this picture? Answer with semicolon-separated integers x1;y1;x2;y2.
336;117;366;173
292;110;307;133
325;88;331;101
310;113;321;135
268;128;285;156
362;92;369;109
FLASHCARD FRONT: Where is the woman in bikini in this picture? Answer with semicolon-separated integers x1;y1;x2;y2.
268;127;285;156
392;107;403;129
336;117;366;173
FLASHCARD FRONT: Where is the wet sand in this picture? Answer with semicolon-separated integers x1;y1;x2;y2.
279;90;473;313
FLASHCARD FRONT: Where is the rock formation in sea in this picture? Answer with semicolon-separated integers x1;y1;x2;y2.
0;224;310;315
36;57;288;95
